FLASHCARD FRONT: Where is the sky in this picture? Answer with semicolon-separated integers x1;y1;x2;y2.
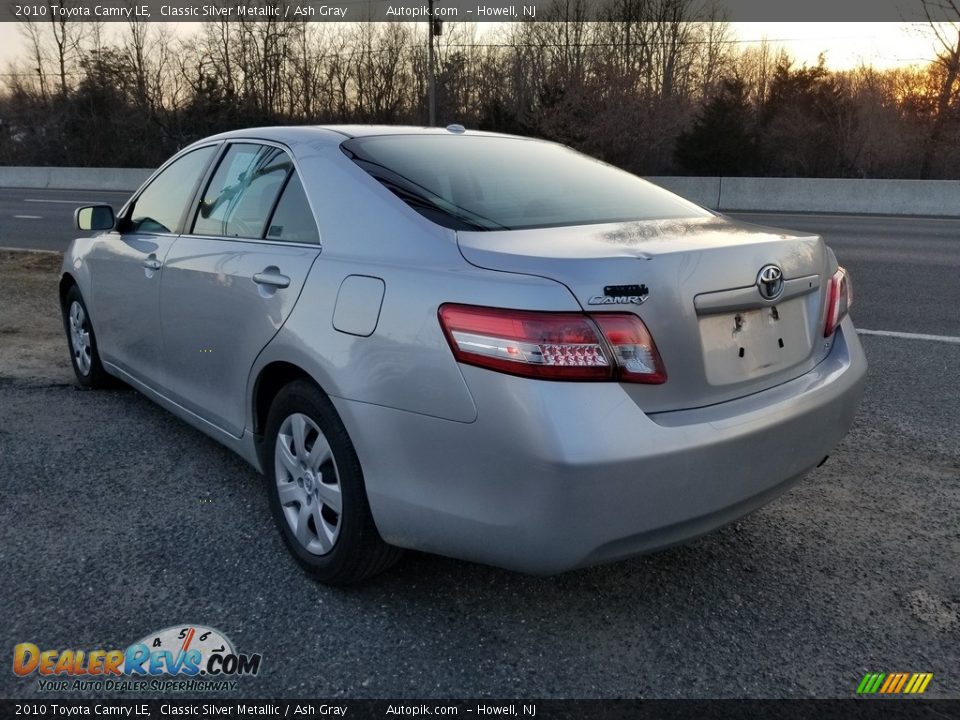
0;22;946;72
731;23;942;69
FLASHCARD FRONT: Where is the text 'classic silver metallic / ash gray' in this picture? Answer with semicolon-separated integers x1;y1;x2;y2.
60;126;866;584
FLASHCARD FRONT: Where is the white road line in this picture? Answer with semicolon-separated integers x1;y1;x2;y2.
857;328;960;344
13;215;43;219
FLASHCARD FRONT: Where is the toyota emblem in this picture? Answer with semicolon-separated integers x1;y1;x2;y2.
756;264;784;300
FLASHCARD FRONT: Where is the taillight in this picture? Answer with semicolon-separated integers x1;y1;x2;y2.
438;304;666;383
592;314;667;384
824;266;853;337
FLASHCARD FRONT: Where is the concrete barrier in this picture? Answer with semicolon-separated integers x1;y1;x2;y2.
718;177;960;215
644;176;721;209
2;167;960;216
0;166;152;192
646;176;960;217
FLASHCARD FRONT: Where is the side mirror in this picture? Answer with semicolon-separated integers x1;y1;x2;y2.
75;205;115;232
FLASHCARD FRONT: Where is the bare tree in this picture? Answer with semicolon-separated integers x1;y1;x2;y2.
919;2;960;176
18;21;49;102
47;8;85;98
2;12;958;178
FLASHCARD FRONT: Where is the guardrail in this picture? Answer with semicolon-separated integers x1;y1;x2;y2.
647;176;960;216
0;166;152;192
2;167;959;216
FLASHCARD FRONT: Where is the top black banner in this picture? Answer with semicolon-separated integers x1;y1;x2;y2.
1;0;954;23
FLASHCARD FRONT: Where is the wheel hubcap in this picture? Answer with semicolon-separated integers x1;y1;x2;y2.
274;412;342;555
68;301;92;376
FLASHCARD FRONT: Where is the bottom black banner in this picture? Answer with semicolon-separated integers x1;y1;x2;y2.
2;700;958;720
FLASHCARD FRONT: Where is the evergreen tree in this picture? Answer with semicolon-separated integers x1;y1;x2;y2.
674;78;756;176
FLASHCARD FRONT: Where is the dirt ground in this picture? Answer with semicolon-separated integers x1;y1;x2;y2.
0;250;73;386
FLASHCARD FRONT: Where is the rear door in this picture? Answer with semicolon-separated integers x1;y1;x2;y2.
87;145;217;387
159;142;321;436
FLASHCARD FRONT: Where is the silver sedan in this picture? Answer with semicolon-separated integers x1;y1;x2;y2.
61;126;866;583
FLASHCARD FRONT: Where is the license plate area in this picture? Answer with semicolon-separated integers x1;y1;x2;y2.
698;298;812;385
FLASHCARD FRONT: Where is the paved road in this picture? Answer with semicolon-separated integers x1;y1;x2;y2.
2;189;957;337
729;212;960;338
0;197;957;700
0;187;133;251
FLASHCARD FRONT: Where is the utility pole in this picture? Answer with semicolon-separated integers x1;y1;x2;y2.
427;0;437;126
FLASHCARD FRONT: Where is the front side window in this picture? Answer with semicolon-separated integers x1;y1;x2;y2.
193;144;292;238
342;135;711;231
129;145;216;234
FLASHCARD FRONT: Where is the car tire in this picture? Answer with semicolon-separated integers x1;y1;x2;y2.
63;285;112;389
264;379;402;584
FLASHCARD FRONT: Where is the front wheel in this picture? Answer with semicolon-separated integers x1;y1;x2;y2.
264;379;402;584
62;285;112;388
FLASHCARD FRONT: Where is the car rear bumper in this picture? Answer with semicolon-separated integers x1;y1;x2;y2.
335;317;867;574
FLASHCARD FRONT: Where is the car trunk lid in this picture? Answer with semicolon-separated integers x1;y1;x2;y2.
457;216;835;412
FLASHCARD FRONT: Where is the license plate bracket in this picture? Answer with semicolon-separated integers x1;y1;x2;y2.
698;299;813;385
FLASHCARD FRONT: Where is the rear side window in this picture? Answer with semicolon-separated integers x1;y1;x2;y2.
130;146;216;234
193;144;292;238
342;135;710;231
266;174;320;245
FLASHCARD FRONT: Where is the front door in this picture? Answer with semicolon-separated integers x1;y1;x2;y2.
88;145;217;388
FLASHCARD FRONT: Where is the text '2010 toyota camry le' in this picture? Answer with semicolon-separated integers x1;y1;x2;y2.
61;126;866;584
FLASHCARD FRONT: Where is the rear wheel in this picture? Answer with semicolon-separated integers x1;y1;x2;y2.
264;379;402;584
63;285;111;388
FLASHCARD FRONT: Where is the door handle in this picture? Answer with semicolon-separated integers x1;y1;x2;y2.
143;258;162;270
253;270;291;289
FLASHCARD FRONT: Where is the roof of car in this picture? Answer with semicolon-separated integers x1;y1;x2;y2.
198;125;525;148
320;125;516;138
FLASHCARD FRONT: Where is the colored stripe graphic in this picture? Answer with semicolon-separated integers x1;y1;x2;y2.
860;673;881;694
890;673;908;693
857;672;932;694
893;673;910;693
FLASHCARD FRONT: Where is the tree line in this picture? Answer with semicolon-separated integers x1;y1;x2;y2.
1;4;959;178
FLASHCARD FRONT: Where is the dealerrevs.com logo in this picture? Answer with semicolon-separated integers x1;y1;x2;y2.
13;624;262;693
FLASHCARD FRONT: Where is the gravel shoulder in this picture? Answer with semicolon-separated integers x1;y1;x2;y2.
0;250;73;386
0;250;957;699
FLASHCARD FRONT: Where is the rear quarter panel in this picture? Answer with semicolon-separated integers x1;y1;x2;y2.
248;144;582;426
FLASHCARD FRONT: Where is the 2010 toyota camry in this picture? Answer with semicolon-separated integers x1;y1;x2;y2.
60;126;866;583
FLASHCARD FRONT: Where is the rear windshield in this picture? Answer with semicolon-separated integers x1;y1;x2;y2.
341;135;711;231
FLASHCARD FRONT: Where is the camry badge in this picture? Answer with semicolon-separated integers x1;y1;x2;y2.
588;284;649;305
756;265;784;300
